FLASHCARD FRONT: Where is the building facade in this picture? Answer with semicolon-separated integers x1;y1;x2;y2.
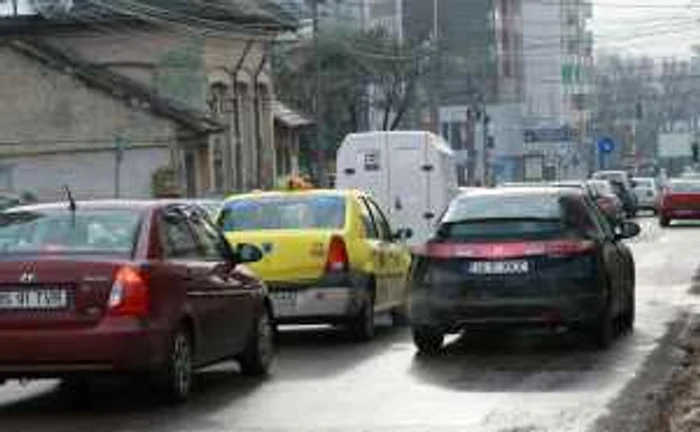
0;0;291;200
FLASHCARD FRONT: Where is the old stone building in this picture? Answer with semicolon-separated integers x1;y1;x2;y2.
0;0;293;200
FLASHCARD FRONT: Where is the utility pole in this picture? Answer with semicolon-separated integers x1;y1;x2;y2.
430;0;441;133
312;0;325;185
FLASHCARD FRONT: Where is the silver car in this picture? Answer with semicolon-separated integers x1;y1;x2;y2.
633;177;658;212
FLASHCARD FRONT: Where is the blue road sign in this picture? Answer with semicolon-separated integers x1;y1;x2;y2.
597;137;615;154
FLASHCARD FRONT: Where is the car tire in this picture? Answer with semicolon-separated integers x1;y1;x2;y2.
621;269;636;333
412;326;444;355
238;306;276;377
157;327;194;403
659;216;670;227
592;296;615;349
348;290;375;341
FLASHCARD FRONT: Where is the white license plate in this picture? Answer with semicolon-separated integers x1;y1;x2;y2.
271;291;298;309
468;261;529;275
0;289;68;310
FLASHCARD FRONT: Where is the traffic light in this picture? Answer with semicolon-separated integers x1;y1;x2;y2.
693;141;699;163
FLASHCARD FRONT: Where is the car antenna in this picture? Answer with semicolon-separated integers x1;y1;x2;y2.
64;185;76;212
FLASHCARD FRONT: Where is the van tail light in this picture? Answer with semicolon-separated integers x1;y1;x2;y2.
108;266;150;317
325;236;349;273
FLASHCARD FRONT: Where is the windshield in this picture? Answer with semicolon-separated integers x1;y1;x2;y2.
443;193;562;222
588;181;613;195
0;208;141;255
219;196;346;232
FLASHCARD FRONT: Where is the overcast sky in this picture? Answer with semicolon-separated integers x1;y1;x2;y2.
592;0;700;58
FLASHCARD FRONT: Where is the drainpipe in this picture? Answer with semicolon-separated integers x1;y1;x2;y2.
229;40;254;192
253;47;270;189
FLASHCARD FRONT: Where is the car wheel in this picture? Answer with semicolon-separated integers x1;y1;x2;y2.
348;290;375;341
412;326;444;355
238;306;276;377
158;327;193;403
621;269;636;333
659;216;670;227
592;296;615;349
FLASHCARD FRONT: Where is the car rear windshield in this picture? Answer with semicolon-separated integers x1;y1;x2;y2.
670;181;700;193
438;193;587;241
634;179;653;188
219;195;346;232
588;181;613;195
0;208;142;255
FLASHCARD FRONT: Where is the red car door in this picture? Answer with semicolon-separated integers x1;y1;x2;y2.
186;210;254;357
158;207;224;363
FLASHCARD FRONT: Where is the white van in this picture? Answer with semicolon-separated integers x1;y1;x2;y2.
335;131;459;245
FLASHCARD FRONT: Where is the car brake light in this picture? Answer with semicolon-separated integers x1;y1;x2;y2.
325;236;349;273
108;266;150;317
545;240;595;257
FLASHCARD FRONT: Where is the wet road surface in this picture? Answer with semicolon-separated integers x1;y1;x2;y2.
1;217;700;432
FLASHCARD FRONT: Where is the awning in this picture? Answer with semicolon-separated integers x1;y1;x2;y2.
272;100;313;128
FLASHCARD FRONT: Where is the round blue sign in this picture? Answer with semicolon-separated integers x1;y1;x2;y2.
597;137;615;154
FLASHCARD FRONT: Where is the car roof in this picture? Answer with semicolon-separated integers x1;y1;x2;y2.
5;199;202;213
224;189;356;202
460;186;583;199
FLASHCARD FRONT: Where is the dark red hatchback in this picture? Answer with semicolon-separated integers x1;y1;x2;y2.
0;200;275;401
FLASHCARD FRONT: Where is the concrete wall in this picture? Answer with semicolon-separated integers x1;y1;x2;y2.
0;46;177;200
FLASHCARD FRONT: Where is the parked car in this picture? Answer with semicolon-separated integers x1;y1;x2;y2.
632;177;659;213
217;189;412;340
0;200;274;401
409;187;639;354
658;179;700;227
592;171;638;217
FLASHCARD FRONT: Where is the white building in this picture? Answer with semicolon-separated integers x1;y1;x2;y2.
521;0;593;129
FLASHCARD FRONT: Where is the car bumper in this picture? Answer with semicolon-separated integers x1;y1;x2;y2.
0;318;169;378
663;209;700;219
410;292;605;333
268;273;367;324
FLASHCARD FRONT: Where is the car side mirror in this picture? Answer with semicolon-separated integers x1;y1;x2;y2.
616;221;641;240
393;228;413;241
234;243;264;264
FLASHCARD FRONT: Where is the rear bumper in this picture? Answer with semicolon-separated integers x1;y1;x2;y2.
662;209;700;219
0;318;169;378
410;292;605;333
268;273;367;324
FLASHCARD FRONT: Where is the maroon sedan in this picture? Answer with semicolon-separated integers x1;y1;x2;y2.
0;200;275;401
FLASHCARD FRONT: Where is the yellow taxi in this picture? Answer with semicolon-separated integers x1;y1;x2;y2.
217;189;412;340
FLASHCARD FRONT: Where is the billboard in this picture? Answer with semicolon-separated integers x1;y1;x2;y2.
658;133;693;158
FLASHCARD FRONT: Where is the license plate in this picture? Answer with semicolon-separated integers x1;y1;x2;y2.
468;261;529;275
0;289;68;310
271;291;298;309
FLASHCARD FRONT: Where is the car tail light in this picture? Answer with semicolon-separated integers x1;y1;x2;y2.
545;240;595;257
325;236;349;273
108;266;150;317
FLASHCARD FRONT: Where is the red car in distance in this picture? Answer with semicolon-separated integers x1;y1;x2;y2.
658;179;700;227
0;200;275;402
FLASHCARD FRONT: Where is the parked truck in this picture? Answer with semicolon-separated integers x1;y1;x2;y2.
335;131;459;245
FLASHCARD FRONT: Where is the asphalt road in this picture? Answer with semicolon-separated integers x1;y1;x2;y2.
1;216;700;432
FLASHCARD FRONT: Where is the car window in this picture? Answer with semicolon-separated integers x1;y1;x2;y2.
443;192;561;222
188;213;228;262
560;196;605;240
0;208;141;256
160;211;199;259
357;198;379;239
363;197;392;241
219;195;346;231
